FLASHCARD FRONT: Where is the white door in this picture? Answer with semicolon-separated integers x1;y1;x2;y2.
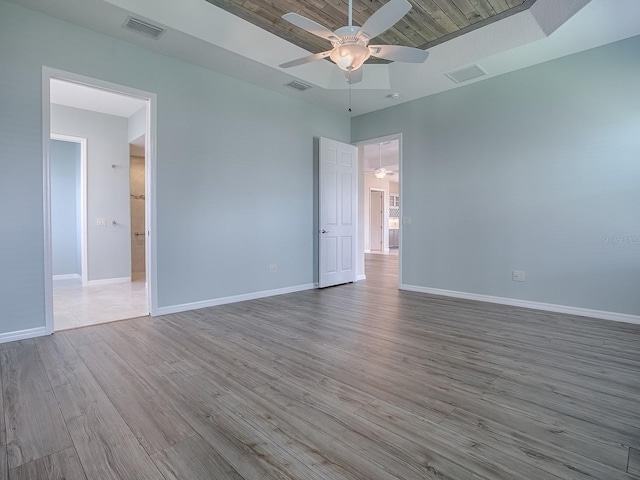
319;137;357;288
370;190;384;252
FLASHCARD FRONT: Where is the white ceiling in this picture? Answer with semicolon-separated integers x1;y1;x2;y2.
50;78;147;118
14;0;640;116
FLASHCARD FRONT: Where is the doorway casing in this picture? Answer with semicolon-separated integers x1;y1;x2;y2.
42;67;158;334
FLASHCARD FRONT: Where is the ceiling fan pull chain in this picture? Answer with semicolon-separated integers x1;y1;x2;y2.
348;78;352;112
348;0;353;27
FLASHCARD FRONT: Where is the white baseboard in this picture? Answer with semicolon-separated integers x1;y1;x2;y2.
156;283;317;316
400;284;640;325
53;273;81;280
87;276;131;286
357;274;366;281
0;327;48;344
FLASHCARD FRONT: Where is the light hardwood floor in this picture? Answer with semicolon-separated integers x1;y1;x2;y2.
2;254;640;479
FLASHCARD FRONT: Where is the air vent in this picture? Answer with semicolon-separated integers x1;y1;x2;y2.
445;64;487;84
122;16;165;40
284;80;313;92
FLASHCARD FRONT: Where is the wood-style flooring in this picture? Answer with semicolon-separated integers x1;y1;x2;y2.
1;254;640;479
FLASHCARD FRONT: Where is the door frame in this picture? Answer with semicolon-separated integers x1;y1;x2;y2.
369;188;385;253
50;133;88;285
353;133;402;287
42;67;159;334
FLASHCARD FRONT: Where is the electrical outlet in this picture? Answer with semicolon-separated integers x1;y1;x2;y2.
512;270;525;282
268;264;277;274
97;218;107;227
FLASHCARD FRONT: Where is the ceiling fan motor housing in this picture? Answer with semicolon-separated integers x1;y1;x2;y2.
330;26;371;71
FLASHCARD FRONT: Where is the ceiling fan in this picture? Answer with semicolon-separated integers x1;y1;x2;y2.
367;143;396;179
279;0;429;84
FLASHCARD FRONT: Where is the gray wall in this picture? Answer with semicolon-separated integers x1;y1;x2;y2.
50;139;80;276
352;35;640;316
51;105;131;282
0;0;349;335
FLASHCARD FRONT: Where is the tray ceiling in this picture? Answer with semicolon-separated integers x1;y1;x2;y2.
9;0;640;115
205;0;535;63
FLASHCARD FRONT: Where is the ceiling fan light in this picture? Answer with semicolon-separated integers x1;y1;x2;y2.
374;168;387;179
330;44;371;71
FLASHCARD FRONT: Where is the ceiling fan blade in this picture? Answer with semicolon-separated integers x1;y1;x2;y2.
282;13;338;42
344;68;363;84
357;0;411;41
279;50;332;68
369;45;429;63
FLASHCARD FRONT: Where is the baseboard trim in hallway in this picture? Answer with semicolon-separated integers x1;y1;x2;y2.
401;283;640;325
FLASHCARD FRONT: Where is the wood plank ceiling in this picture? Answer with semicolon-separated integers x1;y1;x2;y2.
204;0;536;64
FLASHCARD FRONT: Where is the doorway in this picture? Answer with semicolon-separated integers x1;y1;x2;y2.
42;68;157;333
356;134;401;283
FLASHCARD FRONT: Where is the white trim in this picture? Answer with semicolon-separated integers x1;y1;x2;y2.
87;276;131;286
0;327;48;345
145;90;158;316
397;133;403;290
400;284;640;325
356;274;366;281
156;283;317;316
53;274;81;281
43;73;54;335
50;133;88;286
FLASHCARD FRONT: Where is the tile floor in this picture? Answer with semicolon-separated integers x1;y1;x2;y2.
53;277;148;330
370;248;399;255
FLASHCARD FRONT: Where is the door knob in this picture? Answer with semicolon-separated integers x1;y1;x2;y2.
321;229;329;234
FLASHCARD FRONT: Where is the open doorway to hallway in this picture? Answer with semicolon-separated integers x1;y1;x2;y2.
359;136;401;280
45;73;155;331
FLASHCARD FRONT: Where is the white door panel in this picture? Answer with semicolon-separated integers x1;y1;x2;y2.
370;190;383;252
319;137;357;288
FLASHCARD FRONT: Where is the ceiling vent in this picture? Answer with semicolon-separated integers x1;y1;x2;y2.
284;80;313;92
122;16;165;40
445;64;487;84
